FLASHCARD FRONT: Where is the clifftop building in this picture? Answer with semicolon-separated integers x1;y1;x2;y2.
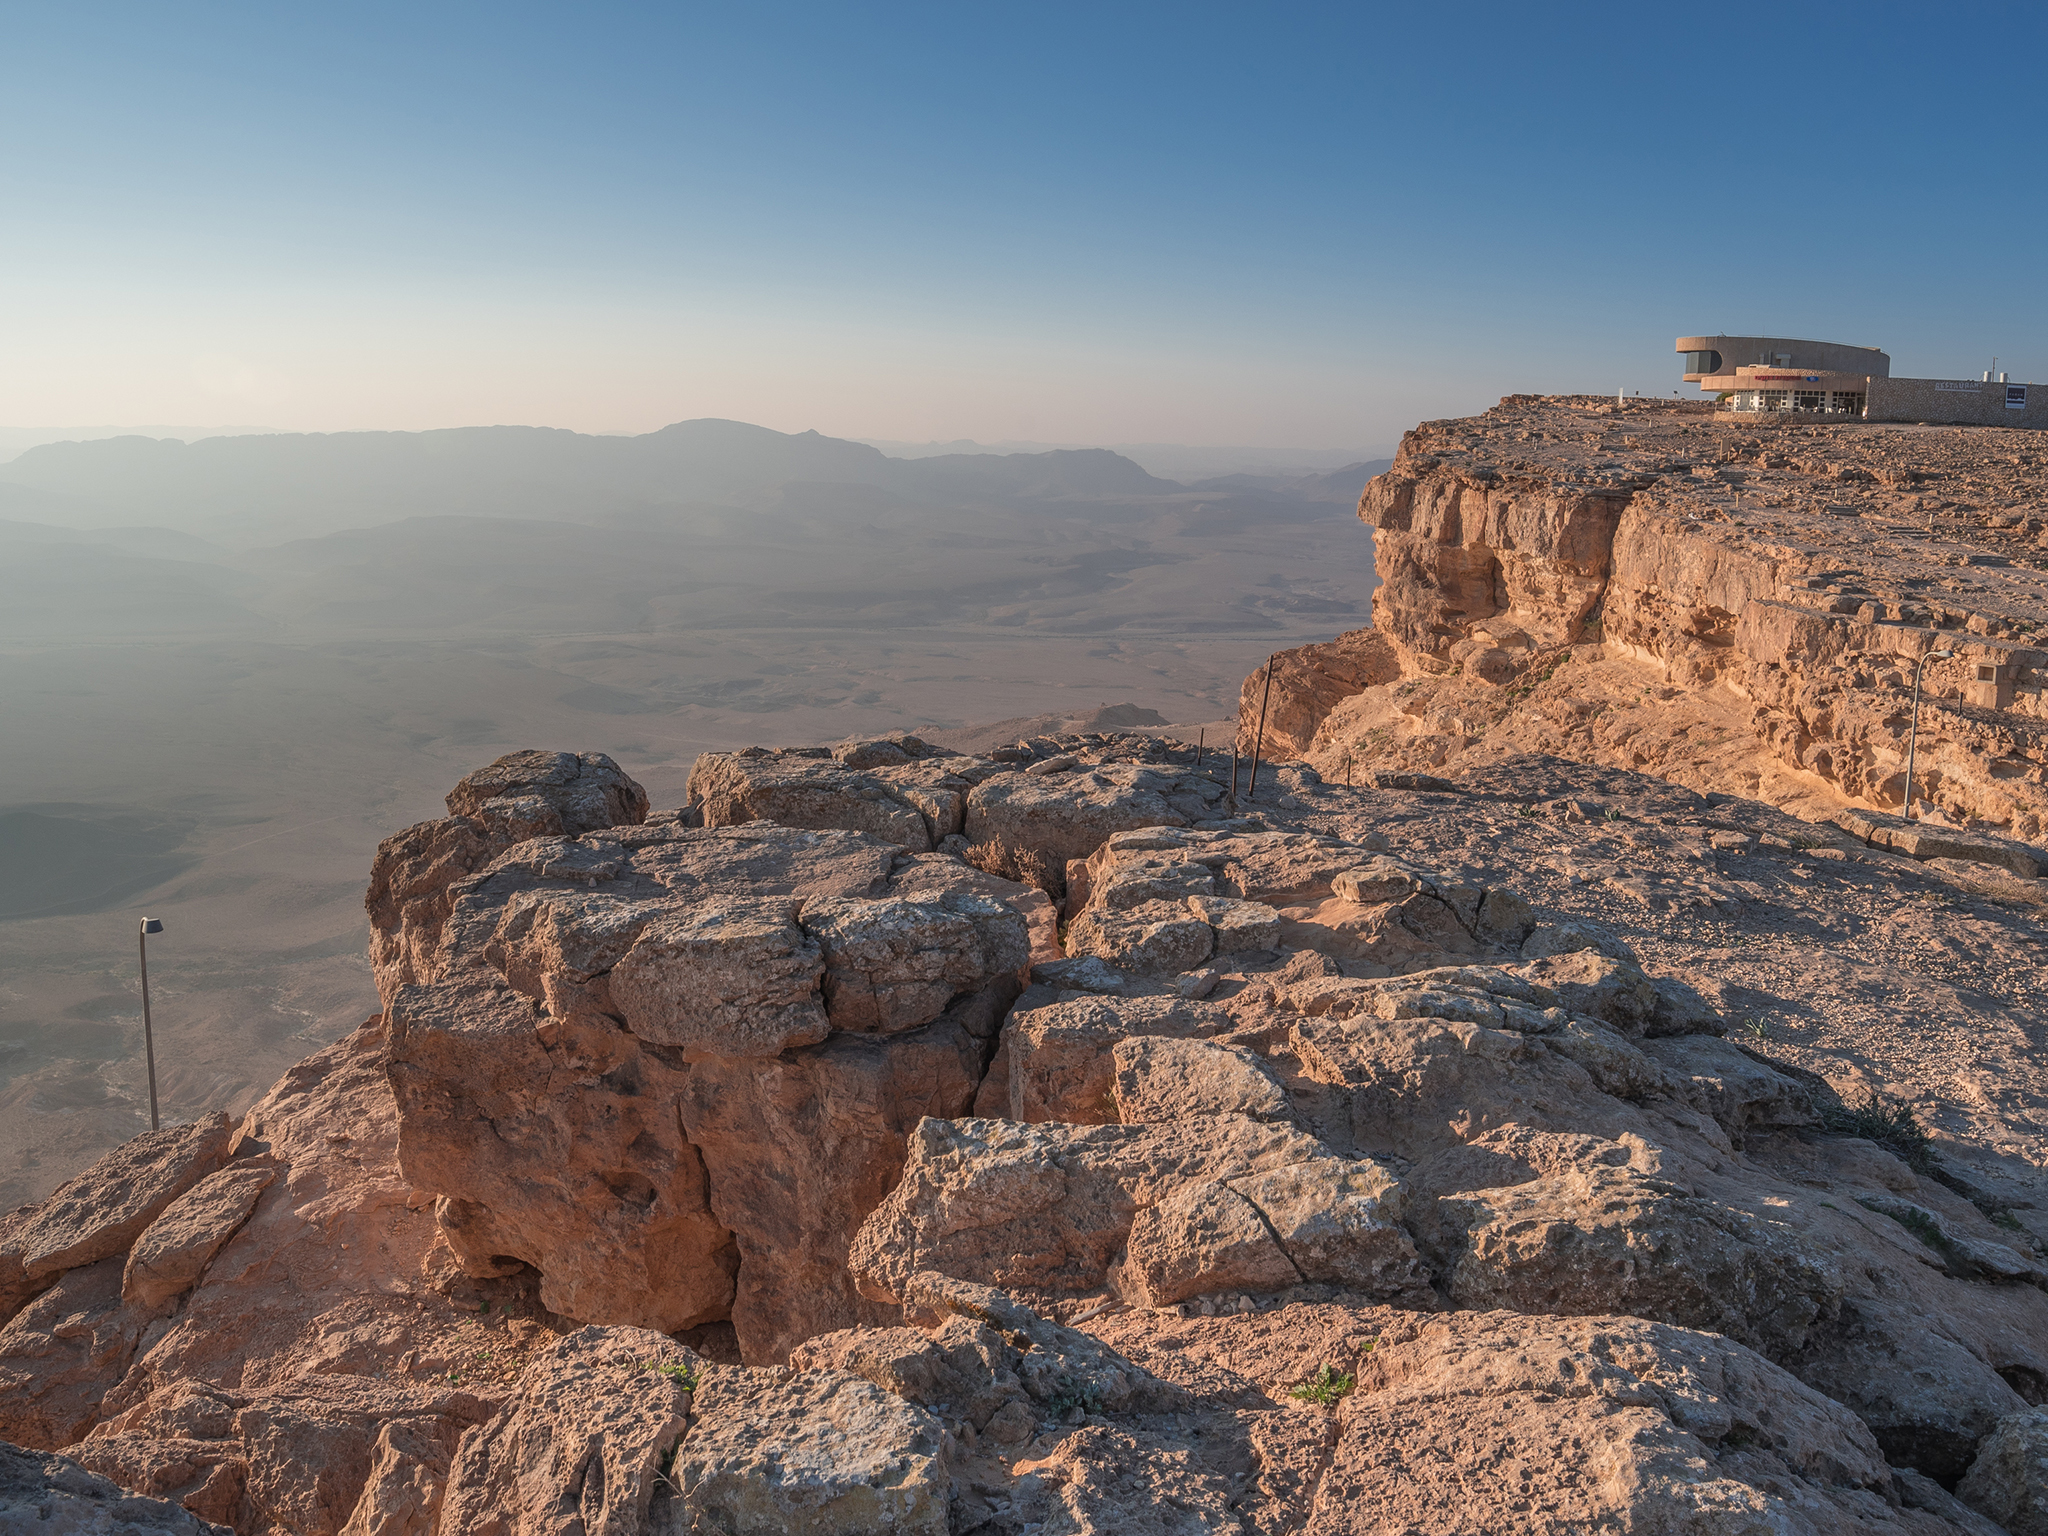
1675;333;2039;427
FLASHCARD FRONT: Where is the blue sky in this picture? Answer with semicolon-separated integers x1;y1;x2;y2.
5;3;2044;447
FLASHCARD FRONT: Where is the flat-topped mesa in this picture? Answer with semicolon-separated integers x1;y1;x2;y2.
1242;394;2048;839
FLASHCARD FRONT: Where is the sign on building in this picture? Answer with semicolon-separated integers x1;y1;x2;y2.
2008;384;2028;410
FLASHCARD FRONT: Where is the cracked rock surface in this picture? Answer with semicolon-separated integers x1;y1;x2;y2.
3;727;2045;1533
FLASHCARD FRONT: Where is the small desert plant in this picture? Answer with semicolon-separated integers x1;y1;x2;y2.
654;1438;683;1493
1604;808;1625;822
1288;1365;1354;1406
1046;1378;1105;1419
1823;1092;1934;1171
645;1360;699;1389
1743;1016;1772;1042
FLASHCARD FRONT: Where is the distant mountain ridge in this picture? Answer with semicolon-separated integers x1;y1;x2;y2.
859;436;1387;482
0;419;1190;543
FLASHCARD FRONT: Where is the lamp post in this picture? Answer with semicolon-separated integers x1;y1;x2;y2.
1903;650;1955;822
138;916;164;1132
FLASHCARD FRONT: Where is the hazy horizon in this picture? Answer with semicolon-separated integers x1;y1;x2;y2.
11;8;2047;449
0;419;1390;481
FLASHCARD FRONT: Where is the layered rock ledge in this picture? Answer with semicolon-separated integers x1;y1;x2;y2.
1243;395;2048;842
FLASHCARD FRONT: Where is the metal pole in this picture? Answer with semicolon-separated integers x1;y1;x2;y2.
1195;729;1204;769
1903;650;1954;821
1228;741;1240;803
1246;658;1274;802
138;918;161;1132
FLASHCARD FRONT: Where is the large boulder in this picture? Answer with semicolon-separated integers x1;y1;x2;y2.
676;1013;989;1365
962;766;1211;897
985;993;1221;1125
443;1322;954;1536
0;1439;231;1535
1960;1407;2048;1535
848;1114;1422;1311
122;1166;276;1313
1431;1153;1842;1357
609;898;832;1055
688;748;938;851
444;749;649;832
75;1377;496;1536
386;981;738;1333
384;809;1035;1360
803;893;1029;1034
676;1366;952;1535
365;749;649;1002
1;1114;231;1303
440;1326;694;1536
1064;827;1539;977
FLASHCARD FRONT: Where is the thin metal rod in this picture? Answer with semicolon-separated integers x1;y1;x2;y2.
1903;666;1924;819
1903;648;1954;820
139;929;160;1132
1195;729;1204;768
1228;741;1240;802
1246;658;1274;802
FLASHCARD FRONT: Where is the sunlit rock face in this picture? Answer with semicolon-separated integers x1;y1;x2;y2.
1242;395;2048;841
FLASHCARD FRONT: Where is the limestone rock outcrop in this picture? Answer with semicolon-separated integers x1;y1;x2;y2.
366;749;650;1002
1063;825;1537;977
1246;395;2048;842
1;1114;230;1310
8;732;2047;1533
1237;624;1402;760
382;816;1033;1360
439;1325;695;1534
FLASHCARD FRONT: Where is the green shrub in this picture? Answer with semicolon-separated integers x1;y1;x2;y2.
645;1360;699;1389
1288;1365;1354;1406
1823;1092;1933;1171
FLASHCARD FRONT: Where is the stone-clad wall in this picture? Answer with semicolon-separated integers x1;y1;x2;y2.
1867;375;2048;427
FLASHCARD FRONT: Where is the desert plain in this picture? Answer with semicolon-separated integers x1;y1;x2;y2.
0;422;1383;1207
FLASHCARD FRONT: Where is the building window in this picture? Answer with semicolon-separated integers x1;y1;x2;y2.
1829;392;1865;415
1681;350;1723;375
1759;391;1789;412
1794;391;1825;412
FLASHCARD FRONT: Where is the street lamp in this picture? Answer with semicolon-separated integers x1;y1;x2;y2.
138;916;164;1132
1903;651;1956;822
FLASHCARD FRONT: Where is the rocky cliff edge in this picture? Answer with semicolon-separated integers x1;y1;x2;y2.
2;737;2045;1534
